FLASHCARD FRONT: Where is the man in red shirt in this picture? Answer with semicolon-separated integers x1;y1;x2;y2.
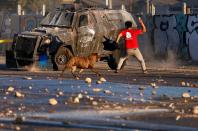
115;17;147;73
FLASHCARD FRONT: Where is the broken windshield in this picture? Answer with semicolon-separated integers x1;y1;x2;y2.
40;11;74;28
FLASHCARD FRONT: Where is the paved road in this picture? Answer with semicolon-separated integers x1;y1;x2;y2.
0;61;197;130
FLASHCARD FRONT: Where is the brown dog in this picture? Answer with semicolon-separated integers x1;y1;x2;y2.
61;53;101;79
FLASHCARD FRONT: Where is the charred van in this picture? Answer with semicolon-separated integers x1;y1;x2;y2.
6;8;137;70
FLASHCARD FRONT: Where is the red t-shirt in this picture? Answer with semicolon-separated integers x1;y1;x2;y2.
119;29;142;49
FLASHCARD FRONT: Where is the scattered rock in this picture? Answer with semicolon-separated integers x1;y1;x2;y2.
93;88;102;92
15;126;21;131
192;106;198;115
99;77;106;82
104;90;112;94
15;91;24;98
45;88;49;93
182;92;190;98
7;86;14;92
169;103;174;108
128;97;133;102
150;83;156;88
92;101;98;106
78;93;83;99
186;82;190;87
75;77;80;80
29;86;32;90
89;97;94;101
49;98;58;105
0;123;4;127
176;115;181;121
74;97;80;103
24;77;32;80
58;91;64;96
85;77;92;84
181;81;186;86
96;80;102;84
138;86;145;91
3;96;7;100
152;90;157;96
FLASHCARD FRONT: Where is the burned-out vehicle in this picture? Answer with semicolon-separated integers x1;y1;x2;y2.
6;8;137;70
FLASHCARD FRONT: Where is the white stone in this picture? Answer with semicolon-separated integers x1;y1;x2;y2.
150;83;156;88
99;77;106;82
7;86;14;92
93;88;102;92
49;98;58;105
182;92;190;98
176;115;181;121
104;90;112;94
24;77;32;80
74;97;80;103
28;86;32;90
181;81;186;86
15;91;24;98
85;77;92;84
192;106;198;114
152;90;157;96
96;80;102;84
58;91;64;96
92;101;98;106
78;93;83;99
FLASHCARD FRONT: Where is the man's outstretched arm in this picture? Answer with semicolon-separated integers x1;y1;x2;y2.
116;33;122;44
139;17;147;33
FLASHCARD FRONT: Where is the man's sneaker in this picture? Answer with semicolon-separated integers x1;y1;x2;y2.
143;70;148;74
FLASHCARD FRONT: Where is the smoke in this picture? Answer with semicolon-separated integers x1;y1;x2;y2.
151;50;180;69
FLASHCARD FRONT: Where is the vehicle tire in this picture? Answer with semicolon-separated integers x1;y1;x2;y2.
107;55;117;70
53;47;73;71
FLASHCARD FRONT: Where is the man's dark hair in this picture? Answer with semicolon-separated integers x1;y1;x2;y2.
125;21;132;28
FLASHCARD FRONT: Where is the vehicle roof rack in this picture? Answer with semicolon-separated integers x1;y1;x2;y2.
77;7;110;12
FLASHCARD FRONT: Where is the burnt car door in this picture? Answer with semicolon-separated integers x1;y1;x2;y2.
76;12;97;56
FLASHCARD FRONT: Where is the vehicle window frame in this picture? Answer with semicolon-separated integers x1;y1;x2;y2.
78;14;88;27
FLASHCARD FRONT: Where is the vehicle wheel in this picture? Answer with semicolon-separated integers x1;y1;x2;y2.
107;55;117;70
53;47;73;71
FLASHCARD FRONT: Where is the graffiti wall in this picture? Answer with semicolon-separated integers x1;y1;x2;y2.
0;13;43;55
0;14;43;39
148;14;198;61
